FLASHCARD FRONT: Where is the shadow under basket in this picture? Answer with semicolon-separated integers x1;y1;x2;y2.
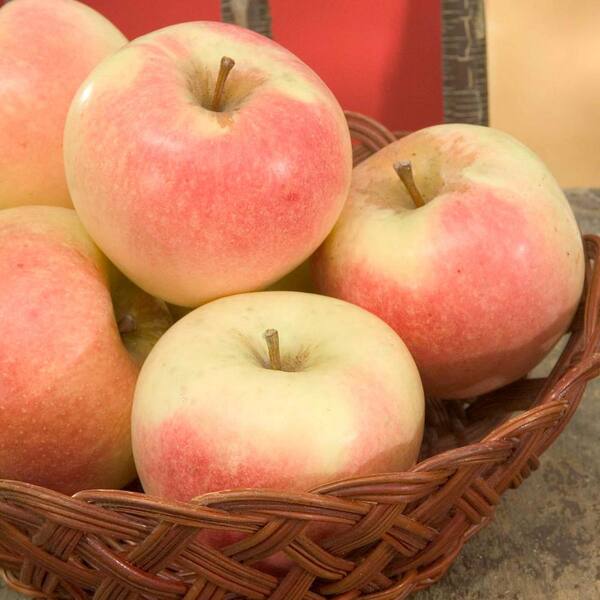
1;113;599;600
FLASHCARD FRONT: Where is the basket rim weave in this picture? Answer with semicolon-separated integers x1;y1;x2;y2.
1;112;598;600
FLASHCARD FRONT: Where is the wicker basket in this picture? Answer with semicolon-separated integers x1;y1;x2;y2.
1;113;598;600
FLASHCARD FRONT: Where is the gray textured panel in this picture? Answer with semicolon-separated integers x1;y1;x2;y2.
221;0;272;38
442;0;488;125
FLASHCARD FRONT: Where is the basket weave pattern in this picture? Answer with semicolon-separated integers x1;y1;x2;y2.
1;113;599;600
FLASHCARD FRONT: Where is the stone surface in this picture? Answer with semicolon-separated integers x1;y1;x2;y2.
1;191;598;599
415;375;600;600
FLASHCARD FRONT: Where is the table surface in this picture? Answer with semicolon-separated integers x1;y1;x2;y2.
2;190;599;600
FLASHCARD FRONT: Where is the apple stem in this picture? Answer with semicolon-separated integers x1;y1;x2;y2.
117;314;136;334
264;328;282;370
394;161;426;208
211;56;235;112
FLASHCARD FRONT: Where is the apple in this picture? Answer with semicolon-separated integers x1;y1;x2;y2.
131;291;424;501
314;124;585;399
0;0;126;209
0;206;172;494
64;21;352;307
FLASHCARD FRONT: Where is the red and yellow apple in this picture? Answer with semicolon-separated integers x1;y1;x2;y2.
64;21;352;307
132;291;424;501
0;206;172;494
314;125;585;398
0;0;126;209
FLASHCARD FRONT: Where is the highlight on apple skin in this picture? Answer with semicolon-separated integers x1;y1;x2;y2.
0;206;172;494
0;0;127;209
314;124;585;399
64;21;353;307
131;291;424;502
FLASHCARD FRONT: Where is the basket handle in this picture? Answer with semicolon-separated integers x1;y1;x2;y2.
344;111;409;165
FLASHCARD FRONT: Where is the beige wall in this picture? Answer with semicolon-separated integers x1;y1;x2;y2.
486;0;600;187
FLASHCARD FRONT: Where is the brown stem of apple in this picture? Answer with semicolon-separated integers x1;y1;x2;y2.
211;56;235;112
264;328;282;370
394;160;426;208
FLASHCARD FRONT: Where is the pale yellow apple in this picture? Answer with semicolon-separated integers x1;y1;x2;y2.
0;0;126;208
0;206;171;494
132;291;424;501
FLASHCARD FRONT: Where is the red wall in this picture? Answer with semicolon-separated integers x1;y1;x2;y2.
11;0;443;131
270;1;443;132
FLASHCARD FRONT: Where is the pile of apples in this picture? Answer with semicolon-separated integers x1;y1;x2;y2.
0;0;584;508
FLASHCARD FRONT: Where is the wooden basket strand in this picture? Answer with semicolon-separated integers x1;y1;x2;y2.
0;113;598;600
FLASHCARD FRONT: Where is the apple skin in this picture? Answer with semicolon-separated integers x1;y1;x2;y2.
0;206;171;494
314;124;585;399
0;0;126;209
132;291;424;502
64;21;352;307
